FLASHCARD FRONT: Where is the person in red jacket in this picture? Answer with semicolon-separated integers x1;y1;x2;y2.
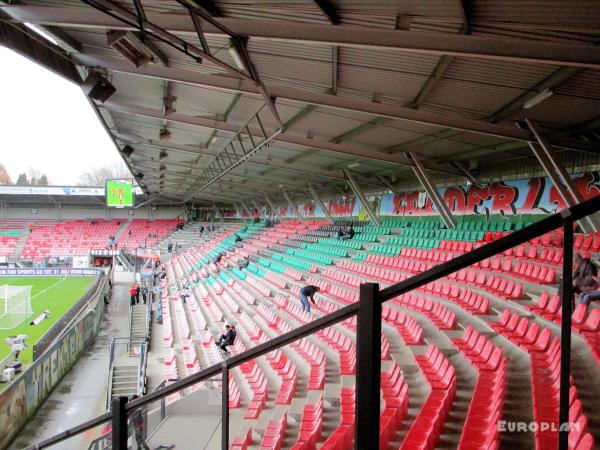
129;284;137;306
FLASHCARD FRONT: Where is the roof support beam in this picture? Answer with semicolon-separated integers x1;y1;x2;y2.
526;119;599;233
101;101;466;175
488;66;583;123
181;106;282;201
375;175;399;195
10;6;600;68
116;133;379;184
0;20;81;85
450;161;478;184
252;200;264;218
212;202;223;221
264;194;278;217
240;200;253;218
407;55;455;109
332;46;338;94
77;0;248;79
307;181;334;224
343;170;380;227
409;152;457;230
71;54;597;153
191;0;221;17
281;188;303;219
384;66;588;155
312;0;340;25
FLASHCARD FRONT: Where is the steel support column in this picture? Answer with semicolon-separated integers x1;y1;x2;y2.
307;181;334;224
221;362;229;450
343;170;380;227
264;194;278;218
240;201;253;219
281;188;303;218
527;119;599;232
252;200;264;218
212;202;223;221
558;217;574;450
409;152;457;229
111;397;128;450
355;283;381;449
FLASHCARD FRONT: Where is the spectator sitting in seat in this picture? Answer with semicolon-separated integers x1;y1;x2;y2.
338;226;355;241
238;256;249;270
180;288;190;304
234;234;242;243
299;285;320;313
575;253;600;305
215;325;236;353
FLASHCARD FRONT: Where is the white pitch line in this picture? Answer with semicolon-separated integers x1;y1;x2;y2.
31;277;67;300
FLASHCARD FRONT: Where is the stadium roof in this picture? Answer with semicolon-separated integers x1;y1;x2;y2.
1;1;599;208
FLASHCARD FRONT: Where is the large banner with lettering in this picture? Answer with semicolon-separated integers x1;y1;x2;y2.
254;172;599;219
0;268;101;277
379;172;600;217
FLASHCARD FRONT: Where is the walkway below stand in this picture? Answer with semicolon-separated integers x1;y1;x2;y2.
9;283;132;450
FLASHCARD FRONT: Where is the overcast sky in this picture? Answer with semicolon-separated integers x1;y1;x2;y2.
1;46;125;185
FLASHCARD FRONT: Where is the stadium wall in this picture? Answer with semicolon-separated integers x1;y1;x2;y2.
0;270;108;449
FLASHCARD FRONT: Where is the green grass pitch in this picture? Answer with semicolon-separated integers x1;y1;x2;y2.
0;276;95;363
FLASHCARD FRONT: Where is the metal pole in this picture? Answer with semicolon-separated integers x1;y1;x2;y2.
409;151;457;229
355;283;381;449
558;216;574;450
111;397;128;450
343;169;380;227
307;181;334;224
221;362;229;450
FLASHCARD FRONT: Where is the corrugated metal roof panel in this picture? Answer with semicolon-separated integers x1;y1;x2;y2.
339;47;440;75
513;94;600;128
248;40;333;63
170;82;239;117
442;58;558;90
472;1;600;29
349;125;425;149
109;72;164;110
555;70;600;101
216;0;329;24
424;78;525;117
251;53;332;88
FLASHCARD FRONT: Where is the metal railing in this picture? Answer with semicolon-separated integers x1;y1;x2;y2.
104;337;149;412
23;195;600;450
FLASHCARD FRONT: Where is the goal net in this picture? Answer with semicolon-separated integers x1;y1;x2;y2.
0;285;33;329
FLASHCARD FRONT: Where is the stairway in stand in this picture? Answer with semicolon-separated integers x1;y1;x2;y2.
130;303;148;341
110;364;140;400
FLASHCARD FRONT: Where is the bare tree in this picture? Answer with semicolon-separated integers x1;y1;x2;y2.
0;164;12;185
77;162;131;186
14;167;51;185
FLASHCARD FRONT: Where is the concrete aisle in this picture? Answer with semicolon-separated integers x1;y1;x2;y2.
9;283;132;450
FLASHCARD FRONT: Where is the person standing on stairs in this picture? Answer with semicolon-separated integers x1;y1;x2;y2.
299;285;320;313
129;283;137;306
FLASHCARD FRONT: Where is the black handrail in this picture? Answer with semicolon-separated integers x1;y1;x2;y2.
23;194;600;450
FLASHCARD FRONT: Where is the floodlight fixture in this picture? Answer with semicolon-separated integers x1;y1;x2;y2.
107;30;154;67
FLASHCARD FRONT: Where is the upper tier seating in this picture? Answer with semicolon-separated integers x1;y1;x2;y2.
21;219;123;259
116;219;178;251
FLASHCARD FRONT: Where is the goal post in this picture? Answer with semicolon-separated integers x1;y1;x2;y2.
0;285;33;329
